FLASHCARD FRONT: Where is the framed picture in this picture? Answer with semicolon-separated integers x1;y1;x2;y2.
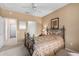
51;17;59;29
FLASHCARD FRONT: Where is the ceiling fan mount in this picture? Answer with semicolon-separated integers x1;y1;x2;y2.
22;3;43;15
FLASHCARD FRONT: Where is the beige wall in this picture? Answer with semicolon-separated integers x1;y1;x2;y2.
42;3;79;52
0;8;43;42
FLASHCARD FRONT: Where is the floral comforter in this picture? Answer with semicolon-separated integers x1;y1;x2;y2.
32;35;64;56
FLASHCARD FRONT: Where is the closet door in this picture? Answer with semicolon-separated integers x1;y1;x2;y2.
0;16;5;48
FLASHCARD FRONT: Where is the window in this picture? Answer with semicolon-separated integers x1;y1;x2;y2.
28;21;36;37
19;21;26;30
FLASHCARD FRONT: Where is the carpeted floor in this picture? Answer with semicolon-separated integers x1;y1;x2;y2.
56;49;79;56
56;49;70;56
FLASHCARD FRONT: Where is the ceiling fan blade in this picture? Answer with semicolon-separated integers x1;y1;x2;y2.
35;8;44;13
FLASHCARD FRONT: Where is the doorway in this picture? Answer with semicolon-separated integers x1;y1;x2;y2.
5;18;17;46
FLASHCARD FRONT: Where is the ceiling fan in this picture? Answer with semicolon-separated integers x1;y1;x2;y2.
22;3;44;15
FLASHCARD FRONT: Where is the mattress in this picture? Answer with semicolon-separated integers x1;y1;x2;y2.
32;35;64;56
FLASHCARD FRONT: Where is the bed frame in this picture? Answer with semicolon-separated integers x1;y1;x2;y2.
24;17;65;56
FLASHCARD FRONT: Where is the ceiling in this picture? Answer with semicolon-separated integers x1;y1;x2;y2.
0;3;68;17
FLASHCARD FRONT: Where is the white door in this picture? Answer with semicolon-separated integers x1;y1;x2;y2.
0;16;5;48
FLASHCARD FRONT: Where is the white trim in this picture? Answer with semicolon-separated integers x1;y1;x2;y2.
65;48;79;53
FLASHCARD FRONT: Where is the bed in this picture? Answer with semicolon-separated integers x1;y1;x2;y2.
32;27;65;56
32;17;65;56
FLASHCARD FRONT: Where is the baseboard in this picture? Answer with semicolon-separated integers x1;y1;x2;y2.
65;48;78;53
